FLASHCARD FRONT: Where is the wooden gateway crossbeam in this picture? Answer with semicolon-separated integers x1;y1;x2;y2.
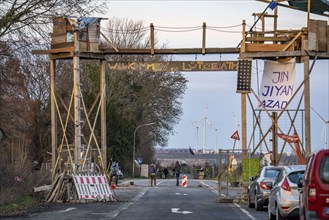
107;61;238;72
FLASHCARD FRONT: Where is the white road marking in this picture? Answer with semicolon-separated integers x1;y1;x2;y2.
171;208;193;214
200;180;227;197
175;192;188;195
59;207;77;212
100;187;149;220
234;203;257;220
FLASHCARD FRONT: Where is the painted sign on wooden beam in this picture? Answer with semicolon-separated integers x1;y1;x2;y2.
107;61;238;72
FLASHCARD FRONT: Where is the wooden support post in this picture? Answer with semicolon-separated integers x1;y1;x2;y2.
272;112;278;166
150;23;154;55
274;7;278;39
73;31;82;170
240;20;247;160
50;59;57;181
241;93;247;159
100;60;107;170
304;56;311;158
241;20;246;53
307;0;311;31
202;22;206;55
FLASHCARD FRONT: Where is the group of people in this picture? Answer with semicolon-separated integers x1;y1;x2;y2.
148;161;182;186
109;160;183;187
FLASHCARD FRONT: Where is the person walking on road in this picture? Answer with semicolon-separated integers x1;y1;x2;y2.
174;161;181;186
109;161;119;185
148;164;157;186
163;168;168;179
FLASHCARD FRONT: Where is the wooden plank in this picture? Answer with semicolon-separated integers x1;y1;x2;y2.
327;25;329;54
79;42;88;51
50;32;67;38
317;20;327;51
50;47;75;54
100;47;240;54
53;26;66;34
245;43;290;52
282;32;302;51
51;42;74;49
107;61;238;72
308;19;317;50
246;29;301;35
51;35;67;44
89;43;99;52
246;36;291;42
50;52;74;60
240;51;329;59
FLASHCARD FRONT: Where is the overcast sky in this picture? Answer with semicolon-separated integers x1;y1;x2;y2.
104;0;329;153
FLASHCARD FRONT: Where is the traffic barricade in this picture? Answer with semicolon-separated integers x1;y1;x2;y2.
73;174;115;201
182;175;187;187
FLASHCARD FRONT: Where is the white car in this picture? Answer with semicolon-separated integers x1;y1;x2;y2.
268;165;306;220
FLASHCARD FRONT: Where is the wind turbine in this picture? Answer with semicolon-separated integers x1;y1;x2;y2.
311;107;329;149
193;104;218;154
191;120;201;153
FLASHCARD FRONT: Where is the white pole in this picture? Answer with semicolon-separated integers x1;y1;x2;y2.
196;126;199;153
203;115;206;154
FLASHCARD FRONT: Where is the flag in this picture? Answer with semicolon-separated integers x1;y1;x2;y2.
189;147;195;155
269;1;278;10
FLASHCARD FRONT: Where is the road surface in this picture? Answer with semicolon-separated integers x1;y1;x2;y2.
6;179;269;220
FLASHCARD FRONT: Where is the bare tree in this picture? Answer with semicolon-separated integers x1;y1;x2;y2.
94;18;187;169
0;0;107;41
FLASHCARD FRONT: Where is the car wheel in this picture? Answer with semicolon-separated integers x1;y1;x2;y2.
268;206;275;220
248;195;255;208
255;194;263;211
276;205;284;220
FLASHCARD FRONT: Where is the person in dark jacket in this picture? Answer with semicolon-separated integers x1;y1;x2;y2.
163;168;169;179
148;164;157;186
174;161;181;186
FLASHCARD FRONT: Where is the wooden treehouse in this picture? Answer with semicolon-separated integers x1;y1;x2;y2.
239;12;329;166
49;17;107;180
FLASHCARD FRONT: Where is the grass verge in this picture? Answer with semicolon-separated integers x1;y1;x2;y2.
0;196;39;217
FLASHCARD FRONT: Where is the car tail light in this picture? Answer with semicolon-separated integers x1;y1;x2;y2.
260;182;270;190
281;177;291;191
308;182;317;203
281;206;290;210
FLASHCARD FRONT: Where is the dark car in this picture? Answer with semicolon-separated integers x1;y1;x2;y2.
298;149;329;220
248;166;282;211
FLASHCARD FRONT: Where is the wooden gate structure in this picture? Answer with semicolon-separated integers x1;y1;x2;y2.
33;4;329;187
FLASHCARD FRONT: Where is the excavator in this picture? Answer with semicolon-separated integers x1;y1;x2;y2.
257;0;329;17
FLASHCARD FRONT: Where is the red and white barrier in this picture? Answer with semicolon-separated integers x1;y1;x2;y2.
73;174;115;201
182;175;187;187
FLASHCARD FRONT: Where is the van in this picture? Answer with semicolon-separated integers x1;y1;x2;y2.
298;149;329;220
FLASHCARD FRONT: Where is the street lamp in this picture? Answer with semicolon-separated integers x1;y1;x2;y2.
133;122;156;177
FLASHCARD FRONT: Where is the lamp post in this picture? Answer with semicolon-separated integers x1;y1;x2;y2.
133;122;156;177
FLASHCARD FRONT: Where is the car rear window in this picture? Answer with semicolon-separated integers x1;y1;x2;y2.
288;171;305;184
265;169;280;178
320;156;329;184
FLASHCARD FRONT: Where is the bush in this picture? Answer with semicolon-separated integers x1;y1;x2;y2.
0;162;51;205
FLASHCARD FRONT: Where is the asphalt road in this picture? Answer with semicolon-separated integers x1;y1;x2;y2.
4;179;269;220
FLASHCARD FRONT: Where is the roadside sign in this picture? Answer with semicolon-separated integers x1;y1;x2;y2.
230;130;240;140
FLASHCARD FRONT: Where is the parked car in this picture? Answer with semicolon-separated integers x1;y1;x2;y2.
298;149;329;220
268;165;306;220
248;166;282;211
